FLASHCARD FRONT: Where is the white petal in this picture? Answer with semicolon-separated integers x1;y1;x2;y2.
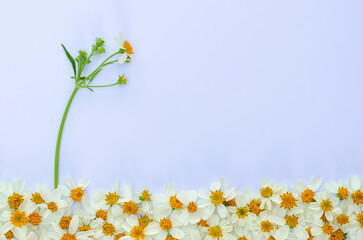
69;215;79;234
216;204;228;218
309;176;322;191
170;228;185;239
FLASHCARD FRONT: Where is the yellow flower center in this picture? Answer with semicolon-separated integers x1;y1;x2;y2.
28;212;41;226
138;215;153;228
31;192;45;204
79;225;91;231
61;233;77;240
47;202;58;212
8;193;24;210
169;195;183;209
337;187;349;200
105;192;119;205
336;214;349;225
160;218;172;231
322;224;333;235
329;229;345;240
285;215;299;228
208;226;223;239
357;212;363;228
248;199;263;215
236;207;249;219
198;219;209;227
96;209;108;220
10;210;28;228
260;220;274;232
165;237;178;240
130;225;145;240
352;190;363;205
140;190;151;201
301;189;315;203
187;202;198;213
280;192;297;210
210;190;225;206
320;199;333;212
115;233;126;240
225;198;236;206
103;222;116;236
123;41;134;55
70;187;84;202
122;201;139;215
238;237;248;240
267;237;276;240
59;216;72;230
260;187;273;198
5;231;13;240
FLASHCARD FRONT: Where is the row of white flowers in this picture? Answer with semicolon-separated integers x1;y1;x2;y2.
0;176;363;240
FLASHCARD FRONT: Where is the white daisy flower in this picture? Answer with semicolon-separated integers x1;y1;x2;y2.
203;215;233;240
346;210;363;240
334;211;353;233
309;191;341;222
29;183;47;207
294;176;322;205
94;180;123;217
273;207;308;240
228;189;256;227
58;176;89;208
310;218;337;240
135;187;153;214
121;214;155;240
152;183;183;219
0;180;29;211
324;179;351;211
145;213;184;240
0;199;37;239
94;216;124;240
177;190;208;225
119;185;141;219
38;188;68;223
252;211;288;240
198;179;236;219
346;175;363;215
114;32;134;64
49;215;93;240
259;177;284;210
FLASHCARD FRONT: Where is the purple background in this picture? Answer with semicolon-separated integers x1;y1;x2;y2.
0;0;363;193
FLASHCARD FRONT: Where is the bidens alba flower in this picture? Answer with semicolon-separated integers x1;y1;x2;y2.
114;32;134;64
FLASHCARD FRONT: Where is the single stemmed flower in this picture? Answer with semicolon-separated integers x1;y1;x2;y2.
54;34;134;188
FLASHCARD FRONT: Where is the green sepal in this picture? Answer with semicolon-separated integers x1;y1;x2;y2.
61;44;77;77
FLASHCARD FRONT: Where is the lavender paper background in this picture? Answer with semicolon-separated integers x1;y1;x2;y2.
0;0;363;193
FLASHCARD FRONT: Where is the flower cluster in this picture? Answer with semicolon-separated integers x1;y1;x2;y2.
1;176;363;240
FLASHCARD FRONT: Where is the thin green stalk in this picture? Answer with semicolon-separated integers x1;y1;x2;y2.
54;87;79;188
85;83;119;88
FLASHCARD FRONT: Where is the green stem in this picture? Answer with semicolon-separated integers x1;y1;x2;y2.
85;83;119;88
54;87;79;188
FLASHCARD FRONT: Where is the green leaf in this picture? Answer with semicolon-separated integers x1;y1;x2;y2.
87;87;94;92
61;44;77;77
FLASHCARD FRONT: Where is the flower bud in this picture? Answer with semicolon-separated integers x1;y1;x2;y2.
118;75;127;85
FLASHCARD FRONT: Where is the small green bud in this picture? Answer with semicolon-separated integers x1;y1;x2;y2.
98;47;105;54
79;50;87;57
118;75;127;85
95;38;105;47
